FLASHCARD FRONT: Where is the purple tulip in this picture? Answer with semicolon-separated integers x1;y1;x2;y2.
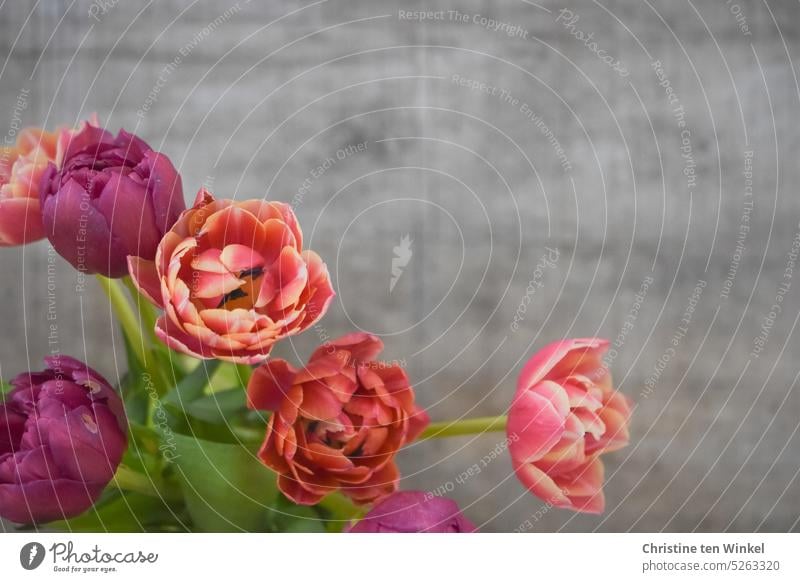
348;491;477;533
0;356;127;524
39;122;184;278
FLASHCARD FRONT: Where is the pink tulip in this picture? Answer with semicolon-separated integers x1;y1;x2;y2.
0;127;62;246
130;189;335;364
0;117;102;247
507;338;632;514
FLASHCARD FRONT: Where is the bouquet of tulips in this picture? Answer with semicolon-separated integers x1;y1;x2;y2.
0;118;632;532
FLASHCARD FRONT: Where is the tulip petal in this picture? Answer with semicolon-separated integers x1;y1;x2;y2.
96;170;161;261
553;458;605;499
0;196;45;246
142;150;184;234
507;381;569;464
220;243;264;272
127;256;163;307
517;338;607;392
247;360;297;411
299;381;343;421
310;332;384;363
513;461;571;508
42;178;129;277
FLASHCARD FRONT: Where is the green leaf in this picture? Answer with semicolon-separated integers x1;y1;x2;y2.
270;500;327;533
183;387;246;424
119;334;150;425
208;361;250;392
49;490;183;532
0;379;13;396
171;433;278;532
317;492;365;532
164;359;221;407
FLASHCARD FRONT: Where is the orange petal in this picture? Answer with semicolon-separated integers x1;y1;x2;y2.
298;381;343;420
247;359;297;411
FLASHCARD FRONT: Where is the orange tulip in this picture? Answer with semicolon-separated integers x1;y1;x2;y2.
129;189;335;364
248;333;429;505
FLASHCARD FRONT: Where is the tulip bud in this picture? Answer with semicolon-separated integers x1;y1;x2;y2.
0;356;127;523
348;491;476;533
39;123;184;278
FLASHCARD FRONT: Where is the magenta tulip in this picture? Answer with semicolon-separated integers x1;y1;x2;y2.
39;122;184;278
348;491;476;533
0;356;127;523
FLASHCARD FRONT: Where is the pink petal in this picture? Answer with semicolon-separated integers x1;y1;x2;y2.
191;248;227;273
513;461;572;508
220;243;264;272
274;247;308;310
552;458;605;499
507;381;569;464
260;218;297;264
199;308;255;335
200;205;266;251
127;256;163;307
573;408;606;440
192;270;243;299
255;269;278;308
517;338;607;393
155;315;211;360
0;196;45;246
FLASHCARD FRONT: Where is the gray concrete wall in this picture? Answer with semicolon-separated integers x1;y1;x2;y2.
1;0;799;531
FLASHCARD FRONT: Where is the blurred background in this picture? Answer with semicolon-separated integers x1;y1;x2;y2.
1;0;799;532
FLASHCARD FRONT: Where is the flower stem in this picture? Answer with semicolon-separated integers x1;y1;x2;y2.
418;415;508;440
111;465;181;502
97;275;173;406
121;275;158;346
96;275;147;366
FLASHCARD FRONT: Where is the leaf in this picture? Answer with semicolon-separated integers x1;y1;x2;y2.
0;379;13;396
269;500;327;533
49;490;183;532
171;433;278;532
317;492;365;532
208;361;250;392
164;359;221;407
119;334;150;425
183;387;246;424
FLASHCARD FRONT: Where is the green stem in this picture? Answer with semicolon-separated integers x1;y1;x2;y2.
111;465;181;503
122;275;158;346
97;275;147;366
418;415;508;440
98;275;173;414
